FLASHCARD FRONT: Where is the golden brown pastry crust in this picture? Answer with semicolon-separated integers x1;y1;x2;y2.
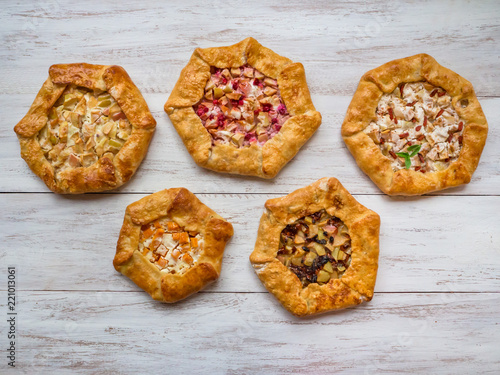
14;63;156;194
165;37;321;179
113;188;234;303
249;177;380;317
342;54;488;195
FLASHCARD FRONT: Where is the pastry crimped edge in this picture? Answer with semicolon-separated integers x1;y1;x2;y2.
164;37;322;179
341;53;488;196
14;63;156;194
249;177;380;317
113;188;234;303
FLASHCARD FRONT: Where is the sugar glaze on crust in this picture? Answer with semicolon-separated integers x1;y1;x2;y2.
165;37;321;179
249;177;380;317
342;54;488;195
14;63;156;194
113;188;233;303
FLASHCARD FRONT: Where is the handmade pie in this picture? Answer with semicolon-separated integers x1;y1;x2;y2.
113;188;233;303
342;54;488;195
164;37;321;178
249;177;380;317
14;63;156;193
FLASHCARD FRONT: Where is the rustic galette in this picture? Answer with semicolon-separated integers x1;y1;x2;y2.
249;177;380;317
113;188;233;303
164;37;321;178
342;54;488;195
14;63;156;193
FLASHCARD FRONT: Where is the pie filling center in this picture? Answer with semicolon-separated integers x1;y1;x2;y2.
37;85;132;172
277;209;352;288
138;218;203;274
193;64;290;148
364;82;466;173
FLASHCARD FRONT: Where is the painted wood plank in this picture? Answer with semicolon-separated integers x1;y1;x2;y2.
1;193;499;293
1;1;499;97
2;291;499;374
3;94;499;195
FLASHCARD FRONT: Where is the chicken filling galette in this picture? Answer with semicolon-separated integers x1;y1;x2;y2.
277;209;352;287
364;82;465;173
37;85;132;171
138;218;203;274
193;64;290;147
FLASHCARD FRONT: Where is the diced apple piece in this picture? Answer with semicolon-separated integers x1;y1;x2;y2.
219;96;229;106
226;92;242;100
59;122;68;141
264;77;277;87
230;107;241;120
102;122;113;135
223;85;233;93
85;136;96;151
82;153;98;167
257;112;270;127
213;87;224;99
108;138;124;149
264;87;277;96
317;270;331;283
291;257;303;266
323;262;334;273
230;67;241;76
64;94;78;108
231;133;245;147
49;134;59;145
313;243;326;256
337;250;346;261
111;111;126;121
205;90;214;100
221;69;231;79
117;131;129;141
205;80;215;91
243;67;254;78
257;133;268;143
243;122;255;132
294;235;305;244
303;252;317;266
254;70;265;79
68;153;81;168
74;138;84;154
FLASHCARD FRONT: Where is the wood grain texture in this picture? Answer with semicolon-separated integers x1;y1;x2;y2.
1;0;499;373
1;292;498;374
4;94;499;195
1;193;499;293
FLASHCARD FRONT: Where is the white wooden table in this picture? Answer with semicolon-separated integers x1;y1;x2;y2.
1;1;499;373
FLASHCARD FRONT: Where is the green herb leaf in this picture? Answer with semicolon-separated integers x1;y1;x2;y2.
395;152;412;169
407;144;421;157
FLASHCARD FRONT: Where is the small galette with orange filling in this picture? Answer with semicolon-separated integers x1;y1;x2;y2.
114;188;233;303
165;37;321;179
14;63;156;194
139;218;203;275
342;54;488;195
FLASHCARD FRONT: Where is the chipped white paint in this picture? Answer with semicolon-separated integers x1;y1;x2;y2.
0;0;499;373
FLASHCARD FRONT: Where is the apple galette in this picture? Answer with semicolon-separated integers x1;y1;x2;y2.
14;63;156;193
113;188;233;303
342;54;488;195
165;37;321;178
249;177;380;317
